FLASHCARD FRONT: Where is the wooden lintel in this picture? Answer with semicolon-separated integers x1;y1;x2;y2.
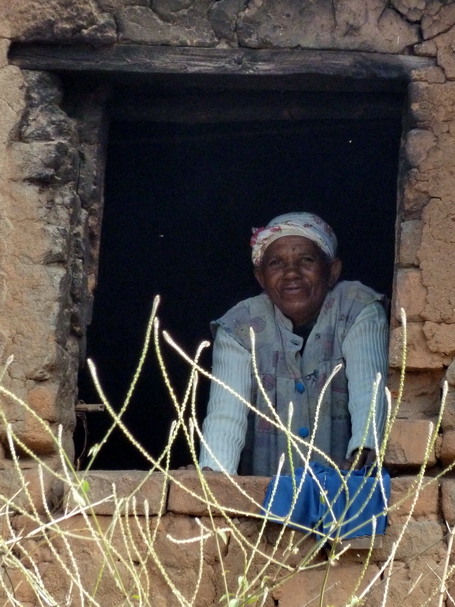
8;44;435;81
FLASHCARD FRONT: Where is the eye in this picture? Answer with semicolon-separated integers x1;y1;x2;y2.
267;257;283;267
300;255;316;264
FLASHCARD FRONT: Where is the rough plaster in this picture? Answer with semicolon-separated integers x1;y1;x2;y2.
0;1;454;604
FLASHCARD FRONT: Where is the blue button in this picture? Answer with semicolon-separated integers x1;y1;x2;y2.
299;427;309;438
295;382;305;393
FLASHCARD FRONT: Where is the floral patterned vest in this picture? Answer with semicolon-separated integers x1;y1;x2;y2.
213;281;385;476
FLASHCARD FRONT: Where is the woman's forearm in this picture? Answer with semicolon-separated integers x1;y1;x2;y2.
199;328;251;474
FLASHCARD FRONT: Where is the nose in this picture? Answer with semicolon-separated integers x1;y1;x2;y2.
283;260;302;278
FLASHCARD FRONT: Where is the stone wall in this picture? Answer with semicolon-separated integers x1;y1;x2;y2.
0;59;107;474
0;0;453;468
0;0;454;605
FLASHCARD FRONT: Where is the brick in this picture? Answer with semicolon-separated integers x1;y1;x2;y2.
409;66;446;83
405;128;436;169
167;470;269;516
422;4;455;39
385;419;437;467
9;141;78;184
428;167;455;199
0;413;59;456
2;569;37;603
409;82;455;124
262;521;320;564
414;40;438;57
6;0;117;43
394;269;427;322
210;516;324;599
273;563;381;607
389;324;451;370
49;513;216;607
441;479;455;525
446;575;455;607
387;368;444;419
118;4;217;46
435;434;443;460
399;220;423;267
436;29;455;80
440;430;455;469
374;520;445;561
389;476;439;524
26;386;59;423
433;122;450;136
421;132;455;173
237;0;418;52
151;514;233;606
447;360;455;386
443;402;455;437
418;198;455;325
402;168;430;216
368;557;443;607
0;466;63;514
391;0;425;23
423;321;455;356
63;470;168;515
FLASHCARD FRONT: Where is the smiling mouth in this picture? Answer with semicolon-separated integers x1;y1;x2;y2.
283;282;304;290
281;284;306;295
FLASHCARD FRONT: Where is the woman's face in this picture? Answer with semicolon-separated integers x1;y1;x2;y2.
254;235;342;327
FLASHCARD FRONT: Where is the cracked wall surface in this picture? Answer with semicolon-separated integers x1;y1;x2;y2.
0;0;453;473
0;39;107;473
0;0;454;605
0;0;453;52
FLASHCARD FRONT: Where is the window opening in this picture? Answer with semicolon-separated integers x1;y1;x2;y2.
77;90;403;470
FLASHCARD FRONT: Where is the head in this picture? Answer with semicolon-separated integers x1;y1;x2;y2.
251;213;342;327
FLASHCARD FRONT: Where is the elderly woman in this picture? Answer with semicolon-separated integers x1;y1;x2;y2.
199;212;389;477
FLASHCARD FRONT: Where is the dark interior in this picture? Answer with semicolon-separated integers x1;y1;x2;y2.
76;86;404;470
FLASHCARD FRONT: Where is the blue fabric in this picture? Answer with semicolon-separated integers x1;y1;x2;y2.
262;463;390;541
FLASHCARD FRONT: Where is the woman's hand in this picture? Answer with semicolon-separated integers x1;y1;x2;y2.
340;448;376;471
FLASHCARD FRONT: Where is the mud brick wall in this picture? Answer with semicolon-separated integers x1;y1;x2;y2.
0;0;454;468
0;1;455;604
0;49;107;472
0;0;454;471
2;469;450;607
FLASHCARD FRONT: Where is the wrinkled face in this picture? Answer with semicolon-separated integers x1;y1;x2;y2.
254;235;342;327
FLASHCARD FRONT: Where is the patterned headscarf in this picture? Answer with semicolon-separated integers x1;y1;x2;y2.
251;212;338;267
